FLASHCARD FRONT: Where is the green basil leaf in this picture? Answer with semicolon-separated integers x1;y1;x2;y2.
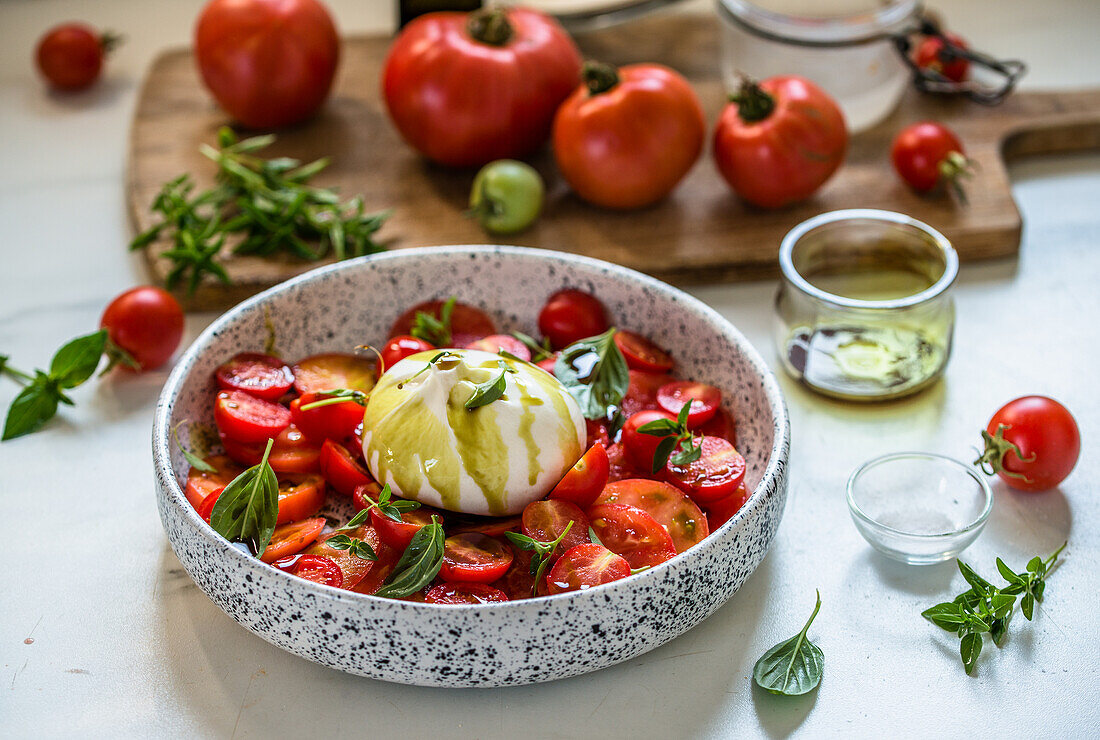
554;329;629;421
465;370;508;410
960;632;982;674
350;540;379;561
676;401;691;428
953;589;983;609
209;440;279;557
637;419;677;436
753;591;824;696
921;602;967;631
669;439;702;466
1021;592;1035;621
651;436;678;474
377;484;392;505
49;330;107;388
1034;579;1046;601
996;558;1023;585
509;331;553;362
378;503;405;523
1;376;60;441
990;592;1016;619
375;517;444;598
957;560;993;595
172;421;216;473
607;409;625;440
505;531;538;552
1000;581;1025;596
498;350;528;364
588;526;605;548
990;613;1011;647
1026;556;1044;576
337;509;372;531
326;534;353;551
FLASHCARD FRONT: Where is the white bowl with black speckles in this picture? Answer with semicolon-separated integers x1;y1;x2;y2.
153;245;790;687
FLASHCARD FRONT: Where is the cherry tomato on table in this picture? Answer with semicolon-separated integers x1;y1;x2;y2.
426;582;510;605
587;503;677;568
382;6;580;167
521;500;590;554
662;436;746;504
389;300;496;347
439;533;513;584
318;439;371;496
259;517;327;564
546;543;631;594
914;32;970;82
594;478;709;554
975;396;1080;492
100;286;184;372
656;380;722;428
36;23;118;90
615;331;674;373
214;390;291;443
549;442;610;509
379;336;434;375
194;0;339;128
713;76;847;209
215;353;294;400
891;121;972;195
537;290;609;349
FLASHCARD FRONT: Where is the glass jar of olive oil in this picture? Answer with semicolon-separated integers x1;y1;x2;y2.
775;209;958;401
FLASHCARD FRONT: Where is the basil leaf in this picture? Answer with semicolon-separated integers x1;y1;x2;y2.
1020;592;1035;621
954;589;983;609
957;560;992;595
990;613;1011;646
588;526;605;548
337;509;372;531
505;531;538;552
49;330;107;388
172;421;216;473
921;602;967;631
996;557;1023;585
209;440;279;557
411;297;455;347
465;370;508;410
1026;556;1044;576
2;376;59;441
637;419;677;436
753;591;824;696
554;329;629;420
669;439;702;466
326;534;353;551
350;539;379;561
960;632;982;674
651;436;677;474
375;517;444;598
989;592;1016;619
509;331;552;362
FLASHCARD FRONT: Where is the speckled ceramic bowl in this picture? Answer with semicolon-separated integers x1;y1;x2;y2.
153;245;790;687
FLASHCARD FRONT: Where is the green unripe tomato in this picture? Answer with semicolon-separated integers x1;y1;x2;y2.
468;159;544;235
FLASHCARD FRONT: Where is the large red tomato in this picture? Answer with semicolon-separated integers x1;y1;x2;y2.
553;63;705;209
194;0;340;129
382;6;581;168
713;76;847;209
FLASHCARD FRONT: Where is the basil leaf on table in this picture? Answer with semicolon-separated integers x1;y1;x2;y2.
49;329;108;388
753;590;824;696
209;439;279;557
2;375;60;441
375;516;445;599
554;328;629;420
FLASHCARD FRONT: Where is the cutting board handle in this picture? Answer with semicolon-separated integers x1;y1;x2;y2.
999;89;1100;160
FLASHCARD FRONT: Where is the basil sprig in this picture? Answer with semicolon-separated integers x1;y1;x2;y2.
375;515;445;599
637;401;702;473
411;296;456;347
325;534;378;561
209;438;279;557
354;483;422;524
505;521;575;596
554;328;629;421
172;421;215;473
753;590;824;696
465;360;516;410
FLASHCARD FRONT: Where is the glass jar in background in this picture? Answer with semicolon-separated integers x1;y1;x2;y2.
774;209;957;401
716;0;921;132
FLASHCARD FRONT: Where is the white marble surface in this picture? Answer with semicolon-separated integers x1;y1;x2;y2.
1;0;1098;737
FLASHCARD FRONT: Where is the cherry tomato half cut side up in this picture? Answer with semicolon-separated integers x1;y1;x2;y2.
537;290;610;349
184;454;242;509
214;390;292;443
292;353;377;395
260;517;327;564
587;503;677;569
662;436;746;504
305;526;382;590
464;334;531;361
614;331;674;373
594;478;709;554
290;393;365;442
389;300;497;347
215;353;294;400
379;335;434;374
276;474;327;524
621;409;676;470
549;443;610;509
275;554;344;589
318;439;372;496
220;424;322;473
521;500;590;554
369;504;437;551
546;543;631;594
657;380;722;428
439;533;514;584
426;582;510;605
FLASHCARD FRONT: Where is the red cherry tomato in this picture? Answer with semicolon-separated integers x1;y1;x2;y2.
587;503;677;568
290;393;364;442
620;370;671;418
553;63;705;209
275;554;343;588
662;436;745;504
214;390;291;443
521;500;590;554
978;396;1081;492
549;443;610;509
614;331;674;373
714;76;847;209
426;582;510;605
585;420;611;450
492;549;541;599
537;290;610;349
702;485;750;531
197;488;221;522
259;517;327;563
891;121;969;193
536;355;558;375
594;478;709;554
546;543;631;594
606;441;641;483
464;334;531;361
369;504;437;551
382;6;580;167
914;32;970;82
35;23;113;90
351;481;382;511
291;353;376;395
220;424;322;473
621;409;675;470
305;526;382;590
184;454;242;510
439;533;514;584
100;286;184;372
194;0;339;128
349;541;402;595
215;353;294;401
448;515;523;538
379;335;434;375
318;439;371;496
275;473;327;524
389;300;497;347
657;380;722;428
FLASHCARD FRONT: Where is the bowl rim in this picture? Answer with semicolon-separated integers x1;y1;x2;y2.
845;450;994;539
152;245;791;611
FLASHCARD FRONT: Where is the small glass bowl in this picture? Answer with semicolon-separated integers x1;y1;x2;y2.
847;452;992;565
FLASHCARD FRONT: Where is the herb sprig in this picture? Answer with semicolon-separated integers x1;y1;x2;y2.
922;543;1066;674
298;388;369;411
411;297;456;347
209;438;280;557
636;401;702;473
554;328;629;421
130;127;390;294
465;360;516;410
325;534;379;561
172;421;215;473
753;590;824;696
353;483;422;524
510;331;553;362
375;515;445;599
505;521;575;596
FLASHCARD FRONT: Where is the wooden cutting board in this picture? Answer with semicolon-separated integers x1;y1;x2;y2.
128;12;1100;311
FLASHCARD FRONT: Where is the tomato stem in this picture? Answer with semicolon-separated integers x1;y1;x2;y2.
939;151;975;205
582;61;620;95
467;7;513;46
973;424;1036;482
99;31;124;55
730;77;775;123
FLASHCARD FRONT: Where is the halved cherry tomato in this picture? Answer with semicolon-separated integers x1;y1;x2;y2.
274;554;344;588
292;353;376;395
448;515;522;538
214;390;291;443
614;331;674;373
379;335;434;375
546;543;630;594
351;481;383;511
703;484;750;531
606;441;641;483
350;541;402;595
620;370;671;418
594;478;709;554
290;393;364;442
621;409;675;470
521;500;590;554
537;355;558;375
657;380;721;428
305;526;382;590
492;549;541;599
184;454;242;509
439;533;513;584
587;503;676;568
549;443;609;509
426;582;510;604
259;517;327;563
220;424;322;473
197;489;221;522
464;334;531;360
389;300;496;347
276;473;327;524
698;407;737;447
662;436;745;504
214;353;294;401
537;290;609;349
318;439;371;496
369;504;437;551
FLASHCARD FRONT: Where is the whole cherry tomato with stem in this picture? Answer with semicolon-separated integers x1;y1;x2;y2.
467;159;544;235
36;23;121;91
553;62;705;209
914;32;970;83
713;76;847;209
891;121;974;200
100;286;184;372
383;6;581;167
974;396;1080;492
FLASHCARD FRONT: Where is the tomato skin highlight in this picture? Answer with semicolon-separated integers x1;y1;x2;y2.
379;335;434;375
259;517;327;563
194;0;339;128
214;390;292;443
891;121;966;193
215;353;294;400
426;582;510;604
318;439;371;496
983;396;1081;492
100;286;185;371
614;331;674;373
662;436;746;504
538;290;610;350
546;543;631;594
656;380;721;428
36;23;106;90
549;443;610;509
587;503;677;568
439;533;514;584
713;76;847;209
389;300;497;347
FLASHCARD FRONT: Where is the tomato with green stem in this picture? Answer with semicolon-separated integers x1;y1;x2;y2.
100;286;184;372
622;409;675;469
379;336;433;375
914;32;970;82
974;396;1080;492
468;160;544;235
891;121;973;197
290;392;364;442
36;23;120;90
389;300;496;347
